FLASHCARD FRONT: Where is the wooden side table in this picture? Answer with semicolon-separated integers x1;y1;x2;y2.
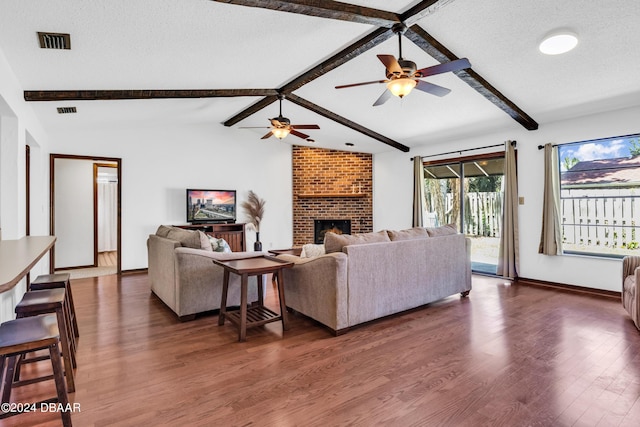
213;256;294;341
268;248;302;257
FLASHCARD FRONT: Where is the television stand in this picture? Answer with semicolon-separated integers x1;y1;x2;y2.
175;223;246;252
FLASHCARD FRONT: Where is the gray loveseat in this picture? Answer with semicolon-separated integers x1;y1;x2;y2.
147;225;262;320
277;226;472;334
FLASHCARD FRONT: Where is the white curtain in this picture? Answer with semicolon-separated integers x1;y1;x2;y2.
98;182;118;252
538;143;563;255
497;141;520;279
412;156;425;227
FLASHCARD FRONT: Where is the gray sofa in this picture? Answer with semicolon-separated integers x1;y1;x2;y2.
277;227;472;334
147;226;262;320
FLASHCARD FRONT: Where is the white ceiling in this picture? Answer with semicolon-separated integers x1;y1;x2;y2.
1;0;639;154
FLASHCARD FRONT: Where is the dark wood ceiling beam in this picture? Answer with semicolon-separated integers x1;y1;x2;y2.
225;27;393;129
405;25;538;130
400;0;445;26
24;89;279;102
281;27;393;93
223;95;279;127
286;93;409;152
211;0;398;27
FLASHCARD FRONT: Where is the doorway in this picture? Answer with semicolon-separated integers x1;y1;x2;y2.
50;154;121;277
423;153;505;275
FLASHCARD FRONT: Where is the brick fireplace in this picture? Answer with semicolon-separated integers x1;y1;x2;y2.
292;146;372;245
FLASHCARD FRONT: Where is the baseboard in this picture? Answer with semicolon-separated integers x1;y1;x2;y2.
515;277;620;300
121;268;148;275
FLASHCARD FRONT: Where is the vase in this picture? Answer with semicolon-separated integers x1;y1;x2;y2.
254;232;262;251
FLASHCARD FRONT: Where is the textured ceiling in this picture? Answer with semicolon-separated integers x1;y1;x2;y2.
1;0;639;153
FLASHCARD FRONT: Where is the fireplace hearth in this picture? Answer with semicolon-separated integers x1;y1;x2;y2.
314;219;351;244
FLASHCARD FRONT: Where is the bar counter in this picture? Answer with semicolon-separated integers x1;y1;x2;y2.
0;236;56;293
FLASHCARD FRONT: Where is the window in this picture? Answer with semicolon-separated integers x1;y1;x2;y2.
558;133;640;257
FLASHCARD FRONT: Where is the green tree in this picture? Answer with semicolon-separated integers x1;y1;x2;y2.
563;156;579;170
629;137;640;157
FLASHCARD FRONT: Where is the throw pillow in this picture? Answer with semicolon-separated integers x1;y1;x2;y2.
387;227;429;241
300;243;326;258
426;223;459;237
209;236;232;253
324;230;391;253
166;227;202;249
197;231;213;251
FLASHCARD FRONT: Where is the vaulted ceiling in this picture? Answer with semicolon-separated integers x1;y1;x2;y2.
1;0;639;154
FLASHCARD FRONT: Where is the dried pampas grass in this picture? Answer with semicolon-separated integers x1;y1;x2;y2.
241;190;266;232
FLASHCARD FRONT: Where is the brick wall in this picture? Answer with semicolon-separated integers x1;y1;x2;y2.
292;146;373;245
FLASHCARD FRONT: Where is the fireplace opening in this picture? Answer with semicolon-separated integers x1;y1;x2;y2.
314;219;351;244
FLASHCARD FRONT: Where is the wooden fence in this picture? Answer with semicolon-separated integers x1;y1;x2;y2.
560;195;639;250
427;190;640;252
425;192;502;237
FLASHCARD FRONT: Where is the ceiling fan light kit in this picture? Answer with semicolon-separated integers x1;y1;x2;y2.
272;127;291;139
387;77;417;98
539;30;578;55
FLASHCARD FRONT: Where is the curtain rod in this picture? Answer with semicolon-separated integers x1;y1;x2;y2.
538;132;640;150
411;141;516;161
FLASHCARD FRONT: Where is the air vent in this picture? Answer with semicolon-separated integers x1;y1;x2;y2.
57;107;76;114
38;32;71;50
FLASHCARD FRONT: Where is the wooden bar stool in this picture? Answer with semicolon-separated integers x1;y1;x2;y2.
15;289;76;393
0;314;72;427
30;273;79;338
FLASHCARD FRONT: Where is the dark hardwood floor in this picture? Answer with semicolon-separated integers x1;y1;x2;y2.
4;274;640;426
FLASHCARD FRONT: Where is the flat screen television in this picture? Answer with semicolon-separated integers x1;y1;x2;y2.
186;189;237;224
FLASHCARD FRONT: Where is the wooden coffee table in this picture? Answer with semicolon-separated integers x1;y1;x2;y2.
213;256;294;341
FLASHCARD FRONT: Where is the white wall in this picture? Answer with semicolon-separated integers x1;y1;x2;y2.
374;105;640;292
54;158;95;268
49;122;293;270
0;47;52;322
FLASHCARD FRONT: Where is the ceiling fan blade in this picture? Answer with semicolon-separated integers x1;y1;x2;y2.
270;118;283;127
290;129;310;139
291;124;320;130
377;54;402;75
335;79;387;89
373;89;392;106
260;131;273;140
416;58;471;77
415;80;451;97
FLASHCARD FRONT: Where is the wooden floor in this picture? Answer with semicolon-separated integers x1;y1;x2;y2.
97;251;117;267
5;274;640;426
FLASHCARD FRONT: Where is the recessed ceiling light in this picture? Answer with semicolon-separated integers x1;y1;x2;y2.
539;30;578;55
345;142;354;147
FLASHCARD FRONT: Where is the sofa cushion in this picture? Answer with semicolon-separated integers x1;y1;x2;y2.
300;243;326;258
426;223;459;237
324;230;391;254
156;225;173;238
387;227;429;241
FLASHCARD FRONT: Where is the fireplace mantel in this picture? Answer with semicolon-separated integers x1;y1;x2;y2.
296;193;366;198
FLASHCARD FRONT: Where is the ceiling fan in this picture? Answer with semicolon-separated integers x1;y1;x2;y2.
335;23;471;106
240;94;320;140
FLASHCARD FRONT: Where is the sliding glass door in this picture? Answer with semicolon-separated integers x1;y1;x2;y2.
423;155;505;274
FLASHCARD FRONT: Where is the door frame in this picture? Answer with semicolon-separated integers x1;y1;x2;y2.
50;154;122;274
